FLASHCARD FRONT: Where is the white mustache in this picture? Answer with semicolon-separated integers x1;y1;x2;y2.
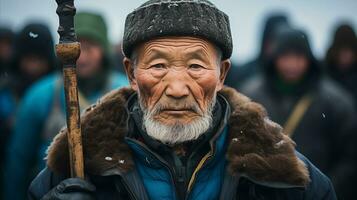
152;102;202;115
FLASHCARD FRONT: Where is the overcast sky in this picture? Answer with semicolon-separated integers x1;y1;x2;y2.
1;0;356;64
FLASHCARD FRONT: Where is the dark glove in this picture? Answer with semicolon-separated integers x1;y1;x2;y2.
41;178;96;200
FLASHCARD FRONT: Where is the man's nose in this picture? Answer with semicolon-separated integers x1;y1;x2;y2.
164;71;190;99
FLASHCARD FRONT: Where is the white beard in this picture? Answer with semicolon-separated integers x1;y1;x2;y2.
140;96;216;145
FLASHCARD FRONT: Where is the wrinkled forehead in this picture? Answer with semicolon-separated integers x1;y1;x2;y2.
135;36;221;60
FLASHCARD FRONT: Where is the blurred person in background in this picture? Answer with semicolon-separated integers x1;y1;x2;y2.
325;23;357;102
0;23;56;198
241;28;357;199
225;13;290;88
0;25;14;199
3;23;57;99
0;23;56;135
3;12;128;200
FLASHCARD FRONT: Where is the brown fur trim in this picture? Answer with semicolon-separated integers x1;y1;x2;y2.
221;87;310;186
46;87;135;176
46;86;309;186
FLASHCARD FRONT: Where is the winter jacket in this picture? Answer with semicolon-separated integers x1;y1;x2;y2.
3;72;128;200
241;28;357;199
28;87;336;200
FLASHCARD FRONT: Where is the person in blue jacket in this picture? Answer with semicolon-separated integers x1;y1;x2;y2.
0;23;58;199
29;0;335;199
3;12;128;199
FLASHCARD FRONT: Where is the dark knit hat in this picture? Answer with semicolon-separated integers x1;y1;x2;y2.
271;28;314;59
123;0;233;59
13;23;56;72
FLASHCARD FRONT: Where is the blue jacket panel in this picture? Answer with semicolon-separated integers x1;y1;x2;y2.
127;127;243;200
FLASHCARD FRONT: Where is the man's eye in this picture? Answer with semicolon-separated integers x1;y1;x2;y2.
189;64;204;70
150;64;166;69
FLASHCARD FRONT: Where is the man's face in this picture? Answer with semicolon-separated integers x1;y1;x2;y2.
77;38;104;79
337;47;356;71
275;52;309;83
19;54;49;79
124;37;230;144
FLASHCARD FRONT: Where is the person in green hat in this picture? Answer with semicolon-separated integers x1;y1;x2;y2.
3;12;128;200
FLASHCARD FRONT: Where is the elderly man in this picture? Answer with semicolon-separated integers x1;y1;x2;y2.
28;0;336;199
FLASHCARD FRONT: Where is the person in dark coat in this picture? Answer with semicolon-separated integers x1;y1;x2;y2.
325;23;357;102
241;27;357;200
7;23;58;98
28;1;336;199
0;23;57;199
0;23;57;141
225;13;290;88
0;23;57;131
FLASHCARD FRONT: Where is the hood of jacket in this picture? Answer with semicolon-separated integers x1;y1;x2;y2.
263;28;321;94
258;14;289;61
9;23;57;97
12;23;57;74
46;86;310;187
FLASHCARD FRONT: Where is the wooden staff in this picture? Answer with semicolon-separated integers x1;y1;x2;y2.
55;0;84;178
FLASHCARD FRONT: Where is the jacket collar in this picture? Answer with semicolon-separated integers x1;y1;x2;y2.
46;87;310;187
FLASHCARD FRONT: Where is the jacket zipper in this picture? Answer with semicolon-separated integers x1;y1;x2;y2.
185;152;212;200
183;123;228;199
126;138;181;200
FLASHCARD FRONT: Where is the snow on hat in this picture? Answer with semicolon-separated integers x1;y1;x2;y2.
123;0;233;59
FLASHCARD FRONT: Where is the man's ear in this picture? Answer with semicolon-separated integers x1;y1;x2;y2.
217;59;231;91
123;57;138;91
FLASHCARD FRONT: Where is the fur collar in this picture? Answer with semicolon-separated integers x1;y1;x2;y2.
47;87;309;187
